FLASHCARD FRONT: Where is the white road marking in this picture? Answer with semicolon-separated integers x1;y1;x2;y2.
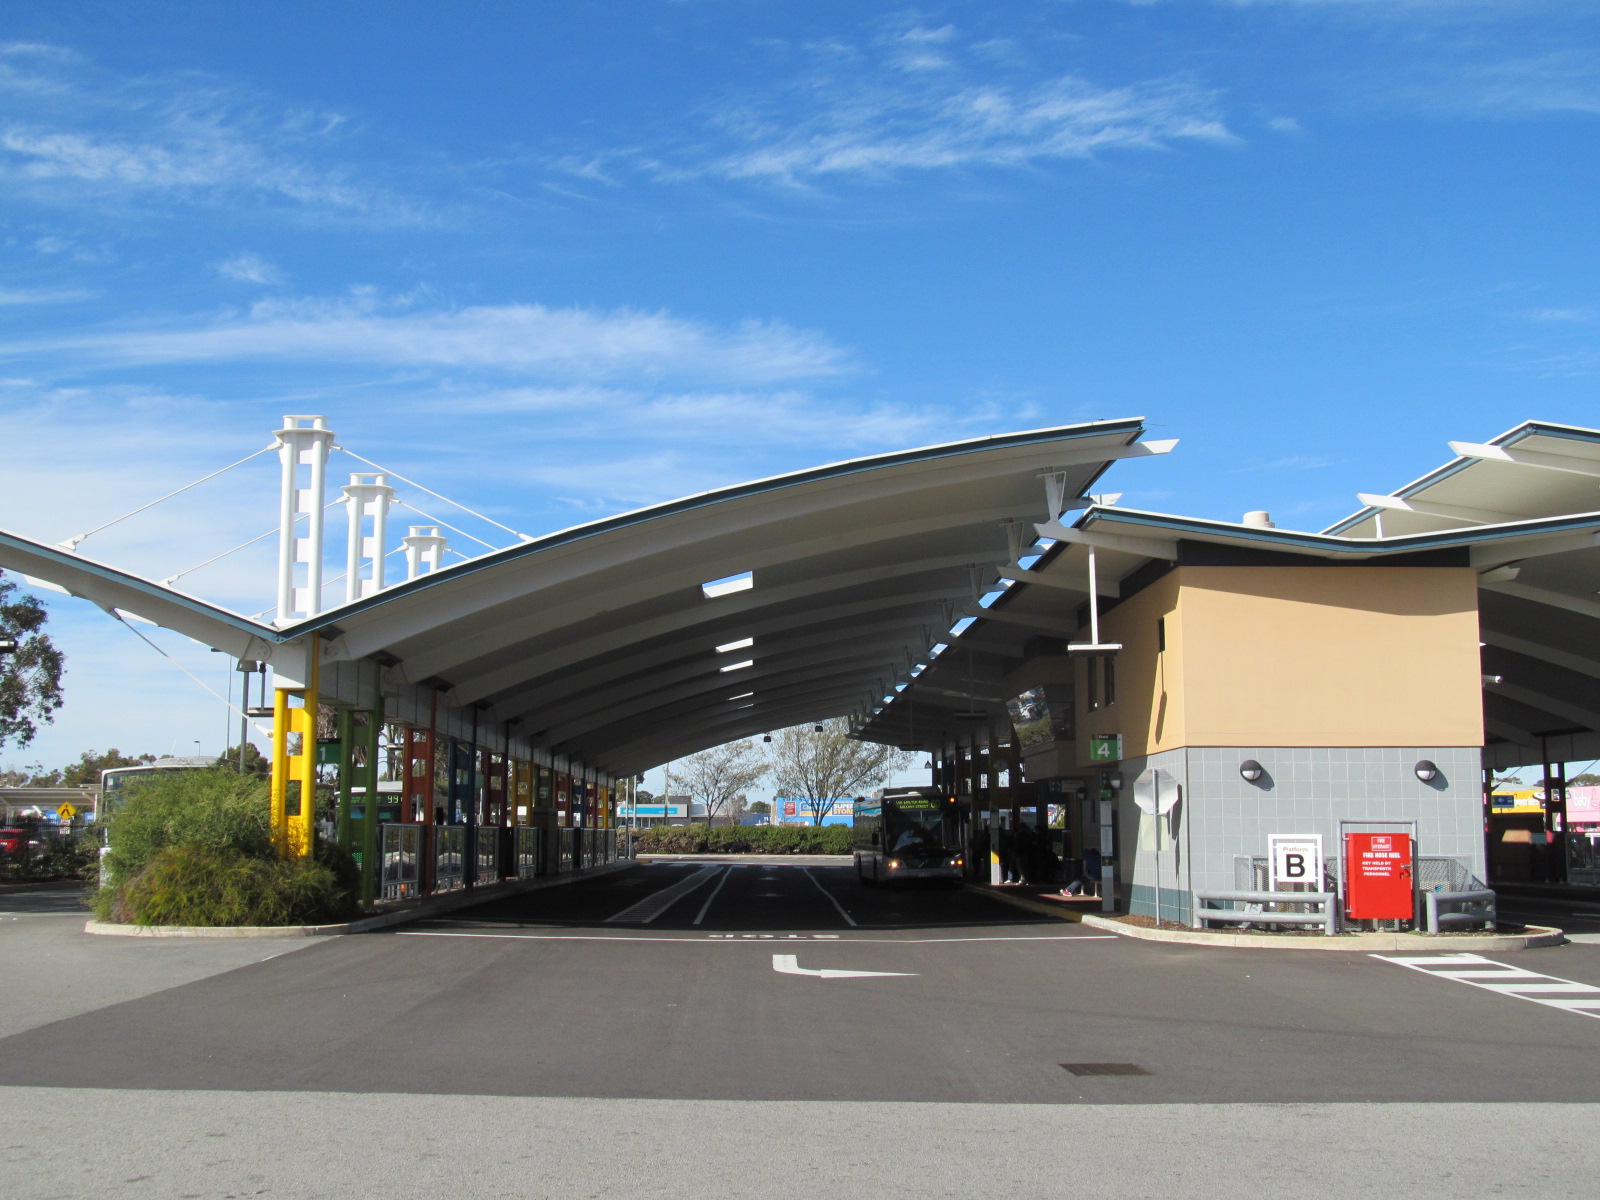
692;866;737;926
772;953;917;980
397;931;1116;944
1377;953;1600;1019
605;865;720;924
801;866;857;927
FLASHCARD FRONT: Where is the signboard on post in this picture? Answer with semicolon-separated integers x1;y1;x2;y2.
1345;831;1414;920
1269;834;1323;889
1088;735;1122;762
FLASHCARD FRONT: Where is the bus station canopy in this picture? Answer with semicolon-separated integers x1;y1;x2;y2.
859;420;1600;770
0;418;1169;776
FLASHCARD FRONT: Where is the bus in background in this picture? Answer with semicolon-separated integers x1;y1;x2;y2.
99;756;221;820
852;786;963;886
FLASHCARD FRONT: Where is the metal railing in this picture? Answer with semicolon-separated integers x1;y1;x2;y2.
379;824;422;902
474;825;500;884
1193;889;1338;935
1233;854;1485;894
434;825;464;892
1424;888;1496;933
514;826;543;879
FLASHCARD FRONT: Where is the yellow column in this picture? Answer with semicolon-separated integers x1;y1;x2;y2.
270;687;290;855
268;635;320;858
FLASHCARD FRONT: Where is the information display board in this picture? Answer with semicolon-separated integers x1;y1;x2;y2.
1344;831;1414;920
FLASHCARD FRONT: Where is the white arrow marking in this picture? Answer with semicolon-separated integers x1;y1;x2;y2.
771;954;917;980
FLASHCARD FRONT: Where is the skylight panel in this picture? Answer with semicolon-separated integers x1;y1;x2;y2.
716;636;754;653
719;659;754;673
727;691;754;700
702;571;753;599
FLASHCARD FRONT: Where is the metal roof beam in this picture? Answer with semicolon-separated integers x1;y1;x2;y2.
1356;493;1523;525
1033;519;1179;559
1449;441;1600;479
1480;579;1600;622
1469;529;1600;569
995;564;1119;596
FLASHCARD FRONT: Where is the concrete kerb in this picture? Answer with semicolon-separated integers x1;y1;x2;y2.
83;860;632;939
965;882;1564;950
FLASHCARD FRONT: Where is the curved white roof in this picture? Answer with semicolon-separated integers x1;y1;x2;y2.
1;418;1163;775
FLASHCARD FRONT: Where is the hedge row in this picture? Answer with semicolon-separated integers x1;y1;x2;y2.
633;823;853;855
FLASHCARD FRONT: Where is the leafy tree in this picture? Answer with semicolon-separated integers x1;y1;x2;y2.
26;748;155;787
1568;773;1600;787
676;739;769;826
766;719;912;825
747;800;771;815
0;572;65;751
223;742;271;779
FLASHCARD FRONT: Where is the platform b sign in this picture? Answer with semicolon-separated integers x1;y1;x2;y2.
1269;834;1323;889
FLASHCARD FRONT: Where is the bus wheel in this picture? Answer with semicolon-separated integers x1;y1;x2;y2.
858;861;876;887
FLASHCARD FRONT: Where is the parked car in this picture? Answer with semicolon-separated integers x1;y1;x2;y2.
0;827;45;858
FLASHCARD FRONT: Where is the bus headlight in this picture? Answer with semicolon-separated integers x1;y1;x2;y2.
888;859;901;869
951;857;963;867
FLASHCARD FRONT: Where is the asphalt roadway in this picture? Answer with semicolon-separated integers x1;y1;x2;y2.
3;862;1600;1199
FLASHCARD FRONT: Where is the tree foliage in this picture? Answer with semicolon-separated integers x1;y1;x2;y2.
766;719;912;825
676;738;769;825
0;572;65;752
24;748;156;787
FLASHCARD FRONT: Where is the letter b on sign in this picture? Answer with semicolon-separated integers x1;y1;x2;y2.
1269;835;1323;889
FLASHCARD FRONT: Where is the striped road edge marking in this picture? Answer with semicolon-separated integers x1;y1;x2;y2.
1375;952;1600;1020
605;865;720;924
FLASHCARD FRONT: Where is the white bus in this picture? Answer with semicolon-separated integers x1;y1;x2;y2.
99;756;221;819
852;786;964;886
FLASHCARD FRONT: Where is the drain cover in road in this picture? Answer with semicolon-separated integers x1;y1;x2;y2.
1060;1063;1150;1076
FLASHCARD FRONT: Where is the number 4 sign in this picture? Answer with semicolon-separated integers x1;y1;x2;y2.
1269;834;1324;888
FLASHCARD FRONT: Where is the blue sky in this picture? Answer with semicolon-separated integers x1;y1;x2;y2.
2;0;1599;779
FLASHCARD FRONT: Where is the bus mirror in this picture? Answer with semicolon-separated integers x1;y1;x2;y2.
871;831;880;847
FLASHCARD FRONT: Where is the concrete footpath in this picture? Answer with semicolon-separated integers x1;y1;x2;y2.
968;881;1563;950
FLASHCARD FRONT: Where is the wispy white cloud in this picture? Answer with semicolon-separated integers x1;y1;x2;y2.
214;252;284;286
0;41;423;223
580;23;1236;187
0;285;95;305
0;291;852;384
704;75;1234;183
1525;306;1596;324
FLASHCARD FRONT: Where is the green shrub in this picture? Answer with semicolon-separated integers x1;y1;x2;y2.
631;823;852;855
91;767;358;926
100;768;274;888
111;844;358;927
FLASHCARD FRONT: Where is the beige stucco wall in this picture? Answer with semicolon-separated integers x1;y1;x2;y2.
1174;565;1483;747
1015;562;1483;774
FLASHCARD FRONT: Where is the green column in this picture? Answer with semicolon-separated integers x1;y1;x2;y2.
358;702;383;907
336;709;356;851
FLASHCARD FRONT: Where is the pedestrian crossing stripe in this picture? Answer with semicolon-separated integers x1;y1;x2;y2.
1375;953;1600;1020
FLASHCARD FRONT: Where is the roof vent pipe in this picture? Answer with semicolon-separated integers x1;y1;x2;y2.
1242;511;1275;529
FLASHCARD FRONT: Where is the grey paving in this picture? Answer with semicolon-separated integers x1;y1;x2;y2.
2;865;1599;1197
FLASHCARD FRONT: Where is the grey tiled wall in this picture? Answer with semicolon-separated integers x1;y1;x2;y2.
1117;745;1485;919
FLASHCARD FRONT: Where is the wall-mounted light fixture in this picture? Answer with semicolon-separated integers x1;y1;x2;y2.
1414;759;1438;783
1239;759;1264;783
762;734;772;744
1107;774;1124;790
813;723;824;733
